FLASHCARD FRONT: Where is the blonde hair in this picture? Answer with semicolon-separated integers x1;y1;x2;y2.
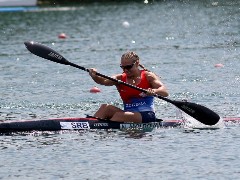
121;51;150;72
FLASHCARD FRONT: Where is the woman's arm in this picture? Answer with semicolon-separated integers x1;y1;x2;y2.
146;71;169;97
89;68;121;86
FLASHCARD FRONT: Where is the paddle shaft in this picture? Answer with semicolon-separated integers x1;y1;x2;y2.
24;41;220;125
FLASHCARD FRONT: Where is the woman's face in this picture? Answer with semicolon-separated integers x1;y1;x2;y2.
120;58;139;76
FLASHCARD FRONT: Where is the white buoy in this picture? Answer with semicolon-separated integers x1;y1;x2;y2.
122;21;130;28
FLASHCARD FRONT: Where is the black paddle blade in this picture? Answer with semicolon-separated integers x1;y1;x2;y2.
173;100;220;125
24;41;69;65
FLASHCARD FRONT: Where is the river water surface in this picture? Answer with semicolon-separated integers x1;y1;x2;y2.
0;1;240;179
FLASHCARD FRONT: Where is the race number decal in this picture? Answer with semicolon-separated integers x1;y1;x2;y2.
60;122;90;130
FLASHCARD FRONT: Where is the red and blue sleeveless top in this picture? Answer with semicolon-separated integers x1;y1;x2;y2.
117;70;154;112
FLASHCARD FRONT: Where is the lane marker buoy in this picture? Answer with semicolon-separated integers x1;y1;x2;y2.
90;86;101;93
214;63;224;68
58;33;67;39
122;21;130;28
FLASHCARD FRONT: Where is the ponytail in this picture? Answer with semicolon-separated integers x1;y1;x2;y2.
139;63;161;79
139;63;150;72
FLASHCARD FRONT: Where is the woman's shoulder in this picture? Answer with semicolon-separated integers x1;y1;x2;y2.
144;71;161;81
143;70;155;77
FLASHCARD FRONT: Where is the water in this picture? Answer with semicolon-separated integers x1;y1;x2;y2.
0;1;240;179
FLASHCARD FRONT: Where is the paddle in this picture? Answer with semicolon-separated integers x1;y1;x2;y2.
24;41;220;125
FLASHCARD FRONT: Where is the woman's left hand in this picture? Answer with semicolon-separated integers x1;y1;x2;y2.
146;88;156;96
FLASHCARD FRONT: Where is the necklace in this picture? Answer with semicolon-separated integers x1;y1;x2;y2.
131;76;140;84
128;70;141;84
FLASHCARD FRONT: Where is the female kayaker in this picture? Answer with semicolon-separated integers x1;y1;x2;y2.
89;51;169;123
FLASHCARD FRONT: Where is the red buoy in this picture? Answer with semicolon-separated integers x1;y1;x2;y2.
214;63;224;68
90;86;101;93
58;33;67;39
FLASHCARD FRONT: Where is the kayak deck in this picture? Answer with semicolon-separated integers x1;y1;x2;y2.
0;117;239;133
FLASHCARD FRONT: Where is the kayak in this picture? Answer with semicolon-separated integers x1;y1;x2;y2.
0;116;239;133
0;116;180;133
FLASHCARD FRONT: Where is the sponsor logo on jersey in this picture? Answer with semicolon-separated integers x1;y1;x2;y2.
125;101;147;108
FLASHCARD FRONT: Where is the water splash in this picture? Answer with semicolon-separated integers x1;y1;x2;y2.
176;109;225;130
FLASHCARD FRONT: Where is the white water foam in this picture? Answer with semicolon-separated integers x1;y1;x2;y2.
175;109;225;130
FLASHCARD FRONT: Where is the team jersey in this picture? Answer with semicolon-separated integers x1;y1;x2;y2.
117;70;155;112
